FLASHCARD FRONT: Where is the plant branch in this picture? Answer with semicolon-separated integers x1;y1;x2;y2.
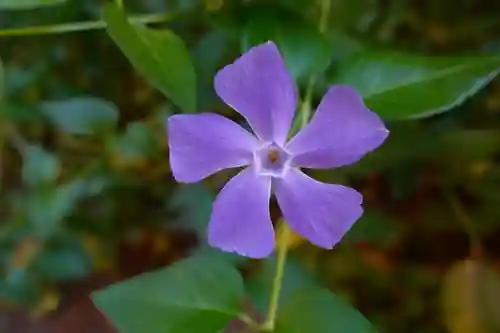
261;223;291;331
444;191;483;258
301;0;331;123
0;12;176;38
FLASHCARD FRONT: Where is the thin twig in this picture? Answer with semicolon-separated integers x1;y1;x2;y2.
444;190;483;258
0;12;176;38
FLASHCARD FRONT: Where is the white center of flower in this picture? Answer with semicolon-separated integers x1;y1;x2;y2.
253;143;291;177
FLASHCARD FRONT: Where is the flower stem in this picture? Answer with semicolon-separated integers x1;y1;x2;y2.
300;77;315;126
0;12;175;38
115;0;124;9
318;0;331;34
262;223;291;331
239;314;261;331
300;0;330;123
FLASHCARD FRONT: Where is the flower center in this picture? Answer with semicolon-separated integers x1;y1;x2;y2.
267;150;280;164
253;143;291;177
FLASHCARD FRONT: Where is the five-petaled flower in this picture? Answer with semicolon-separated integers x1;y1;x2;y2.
167;41;389;258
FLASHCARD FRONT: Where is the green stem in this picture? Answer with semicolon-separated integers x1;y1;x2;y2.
444;191;483;258
239;314;261;332
115;0;124;9
262;224;291;331
0;12;175;38
318;0;331;34
301;0;330;117
301;76;315;126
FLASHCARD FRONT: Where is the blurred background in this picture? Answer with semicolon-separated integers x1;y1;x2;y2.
1;0;500;332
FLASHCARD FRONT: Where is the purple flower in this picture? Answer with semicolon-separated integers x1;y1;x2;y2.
167;41;389;258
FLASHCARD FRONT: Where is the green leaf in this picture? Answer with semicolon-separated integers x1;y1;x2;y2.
111;122;159;159
92;254;245;333
329;32;366;64
192;30;231;86
192;30;232;109
342;123;433;175
331;52;500;120
0;0;66;10
25;189;71;237
4;65;45;95
24;179;97;237
328;0;377;30
103;3;196;112
167;184;215;241
242;6;331;80
40;97;119;135
275;289;376;333
0;268;41;303
21;145;60;187
35;236;90;281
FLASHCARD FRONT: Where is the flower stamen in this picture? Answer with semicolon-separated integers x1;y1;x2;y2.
267;150;279;164
253;144;291;178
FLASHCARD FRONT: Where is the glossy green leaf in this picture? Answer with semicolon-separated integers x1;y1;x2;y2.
40;97;119;135
92;254;245;333
331;52;500;120
21;145;60;187
103;3;196;112
274;289;376;333
242;7;331;80
0;0;66;10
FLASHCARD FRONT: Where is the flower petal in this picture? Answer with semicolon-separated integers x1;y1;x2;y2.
208;167;274;258
275;168;363;249
214;41;297;145
287;85;389;169
168;113;258;183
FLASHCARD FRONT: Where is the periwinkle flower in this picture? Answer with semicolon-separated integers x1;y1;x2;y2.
167;41;389;258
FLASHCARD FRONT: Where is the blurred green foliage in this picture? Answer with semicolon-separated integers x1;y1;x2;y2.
0;0;500;332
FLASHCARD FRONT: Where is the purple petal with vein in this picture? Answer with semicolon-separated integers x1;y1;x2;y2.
275;168;363;248
287;85;389;169
208;167;275;258
168;113;258;183
214;41;297;145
